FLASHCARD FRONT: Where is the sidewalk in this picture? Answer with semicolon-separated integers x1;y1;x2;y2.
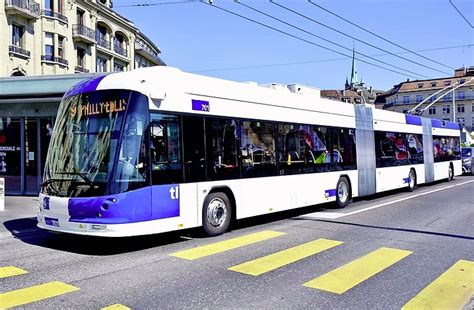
0;196;39;238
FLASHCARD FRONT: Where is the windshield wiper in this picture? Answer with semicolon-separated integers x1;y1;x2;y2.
55;171;97;188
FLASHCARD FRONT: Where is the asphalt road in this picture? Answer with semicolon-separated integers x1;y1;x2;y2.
1;176;473;309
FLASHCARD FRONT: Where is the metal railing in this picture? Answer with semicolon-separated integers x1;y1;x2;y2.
75;66;89;73
9;44;30;57
96;36;111;49
41;9;68;23
134;40;158;58
41;55;68;66
113;42;127;57
5;0;40;16
72;24;95;41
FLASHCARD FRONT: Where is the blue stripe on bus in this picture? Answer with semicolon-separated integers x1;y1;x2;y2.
431;119;460;130
405;115;422;126
67;184;180;224
325;189;336;197
64;75;107;98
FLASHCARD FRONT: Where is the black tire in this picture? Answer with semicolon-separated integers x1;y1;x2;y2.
447;164;454;182
407;169;417;192
202;192;232;237
336;177;351;208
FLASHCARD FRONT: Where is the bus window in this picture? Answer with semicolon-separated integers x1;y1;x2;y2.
433;135;460;162
150;114;183;185
205;118;240;180
240;121;277;178
406;133;423;164
375;131;409;168
183;115;206;182
331;127;357;170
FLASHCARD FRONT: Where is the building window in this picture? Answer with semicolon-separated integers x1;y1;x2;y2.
472;117;474;127
415;95;423;103
431;82;437;87
96;57;107;72
429;94;436;102
443;93;452;102
77;47;85;67
76;9;84;25
44;0;53;12
402;109;408;114
58;36;65;59
457;104;465;113
443;105;450;114
44;32;54;61
113;61;125;72
457;117;465;126
403;96;410;104
459;79;465;84
429;107;436;115
417;83;423;88
12;24;24;47
444;81;451;86
457;91;465;100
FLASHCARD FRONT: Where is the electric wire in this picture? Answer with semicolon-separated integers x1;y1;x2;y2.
307;0;456;70
270;0;452;76
449;0;474;28
194;44;474;73
236;1;429;79
203;2;421;79
114;0;200;8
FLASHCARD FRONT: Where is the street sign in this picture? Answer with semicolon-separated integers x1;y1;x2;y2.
0;178;4;211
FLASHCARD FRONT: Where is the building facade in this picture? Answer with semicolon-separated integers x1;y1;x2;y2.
377;67;474;132
1;0;165;77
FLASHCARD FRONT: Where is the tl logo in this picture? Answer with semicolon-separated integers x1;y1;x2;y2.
43;196;50;210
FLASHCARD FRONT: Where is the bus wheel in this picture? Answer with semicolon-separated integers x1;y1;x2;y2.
447;164;454;182
202;192;232;237
336;177;351;208
407;169;417;192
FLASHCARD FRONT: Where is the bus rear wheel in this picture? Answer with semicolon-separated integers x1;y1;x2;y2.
202;192;232;237
336;177;351;208
407;169;417;192
447;164;454;182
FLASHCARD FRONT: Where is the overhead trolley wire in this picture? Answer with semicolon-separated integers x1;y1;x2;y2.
270;0;452;76
202;2;421;79
448;0;474;28
114;0;200;8
194;44;474;73
235;1;429;79
307;0;456;70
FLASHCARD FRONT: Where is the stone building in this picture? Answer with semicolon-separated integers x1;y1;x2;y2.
1;0;165;77
376;67;474;132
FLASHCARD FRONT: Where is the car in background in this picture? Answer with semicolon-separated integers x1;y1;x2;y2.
461;147;474;175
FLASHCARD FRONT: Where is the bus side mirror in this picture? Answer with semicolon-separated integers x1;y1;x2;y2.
149;89;166;100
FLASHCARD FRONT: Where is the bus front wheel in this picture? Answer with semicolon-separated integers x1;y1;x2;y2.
336;177;351;208
202;192;232;237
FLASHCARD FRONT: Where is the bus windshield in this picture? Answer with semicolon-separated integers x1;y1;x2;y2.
42;89;149;197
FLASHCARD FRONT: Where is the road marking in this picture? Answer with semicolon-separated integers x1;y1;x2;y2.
170;230;286;260
102;304;132;310
303;180;474;219
0;281;79;309
304;247;412;294
228;238;343;276
402;260;474;310
0;266;28;279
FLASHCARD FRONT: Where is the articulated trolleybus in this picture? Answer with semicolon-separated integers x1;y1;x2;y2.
38;67;462;237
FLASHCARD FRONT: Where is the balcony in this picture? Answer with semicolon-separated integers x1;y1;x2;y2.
41;55;68;67
9;44;30;58
134;41;163;65
72;24;96;44
113;42;127;57
75;65;90;73
5;0;40;19
41;9;68;23
96;36;111;50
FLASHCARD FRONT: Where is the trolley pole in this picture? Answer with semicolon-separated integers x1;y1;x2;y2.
452;87;456;122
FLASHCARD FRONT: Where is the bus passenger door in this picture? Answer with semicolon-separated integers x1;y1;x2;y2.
182;115;206;182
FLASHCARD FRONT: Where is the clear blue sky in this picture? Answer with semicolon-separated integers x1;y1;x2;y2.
115;0;474;91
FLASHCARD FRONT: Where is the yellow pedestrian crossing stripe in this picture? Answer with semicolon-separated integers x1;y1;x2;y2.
402;259;474;310
0;281;79;309
304;247;412;294
0;266;28;279
102;303;132;310
170;230;286;260
229;238;343;276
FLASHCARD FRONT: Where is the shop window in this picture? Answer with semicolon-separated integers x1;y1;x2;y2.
0;118;22;194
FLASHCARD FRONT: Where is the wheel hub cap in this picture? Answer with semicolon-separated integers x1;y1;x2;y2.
207;198;227;228
338;183;348;202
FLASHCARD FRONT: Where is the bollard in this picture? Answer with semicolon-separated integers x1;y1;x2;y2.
0;178;4;211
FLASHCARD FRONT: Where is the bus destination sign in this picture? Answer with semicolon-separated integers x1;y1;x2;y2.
71;99;127;117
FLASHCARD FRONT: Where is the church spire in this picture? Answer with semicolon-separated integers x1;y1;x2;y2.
350;47;360;86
